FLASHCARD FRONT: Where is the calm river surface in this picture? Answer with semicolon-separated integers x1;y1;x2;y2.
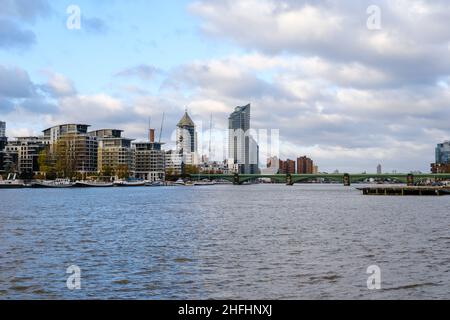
0;184;449;299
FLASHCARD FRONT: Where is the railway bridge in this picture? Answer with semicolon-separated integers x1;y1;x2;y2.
188;173;450;186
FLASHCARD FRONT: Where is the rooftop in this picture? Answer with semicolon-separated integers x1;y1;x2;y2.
177;111;195;127
229;103;250;118
42;124;91;132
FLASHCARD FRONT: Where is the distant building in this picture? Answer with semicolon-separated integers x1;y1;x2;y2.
0;122;8;174
133;142;165;182
286;159;296;174
431;141;450;173
431;163;450;174
3;137;49;176
278;159;295;174
89;129;123;140
278;159;286;174
297;156;314;174
0;121;6;172
0;136;7;151
176;111;198;166
435;141;450;164
0;128;6;173
267;156;278;168
260;165;278;175
132;128;165;181
1;149;16;174
0;152;5;174
265;156;280;174
43;124;90;146
199;160;227;174
0;121;5;137
377;164;382;174
228;104;259;174
165;150;183;175
90;129;134;176
43;124;98;174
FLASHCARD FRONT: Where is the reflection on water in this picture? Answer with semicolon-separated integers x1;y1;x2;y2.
0;184;449;299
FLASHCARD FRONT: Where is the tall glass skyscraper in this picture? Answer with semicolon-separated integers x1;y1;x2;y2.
0;121;5;137
436;141;450;164
228;104;259;174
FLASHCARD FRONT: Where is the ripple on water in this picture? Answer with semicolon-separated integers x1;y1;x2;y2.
112;279;130;285
173;257;195;263
382;282;440;291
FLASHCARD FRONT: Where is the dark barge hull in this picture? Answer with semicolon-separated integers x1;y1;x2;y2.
358;186;450;196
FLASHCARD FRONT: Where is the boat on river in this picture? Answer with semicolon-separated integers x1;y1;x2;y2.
114;180;146;187
32;179;74;188
193;180;216;186
0;174;26;189
74;181;114;188
174;178;186;186
145;180;165;187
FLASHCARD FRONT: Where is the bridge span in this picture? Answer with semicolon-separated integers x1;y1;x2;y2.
188;173;450;186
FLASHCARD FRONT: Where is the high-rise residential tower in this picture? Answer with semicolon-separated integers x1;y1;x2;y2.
228;104;259;174
297;156;314;174
377;164;382;174
176;111;198;165
435;141;450;164
431;141;450;173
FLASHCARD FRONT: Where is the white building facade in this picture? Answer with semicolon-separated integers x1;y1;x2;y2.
175;111;198;166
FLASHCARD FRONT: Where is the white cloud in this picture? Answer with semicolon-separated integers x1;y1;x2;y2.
42;71;76;97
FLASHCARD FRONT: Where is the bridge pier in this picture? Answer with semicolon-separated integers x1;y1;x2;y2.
343;173;351;186
233;173;240;185
286;174;294;186
407;174;414;186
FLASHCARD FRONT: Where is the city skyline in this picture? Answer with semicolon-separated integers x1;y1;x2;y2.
5;115;449;175
1;1;450;173
3;108;449;173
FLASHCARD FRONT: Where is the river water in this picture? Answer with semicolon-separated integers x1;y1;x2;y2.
0;184;449;299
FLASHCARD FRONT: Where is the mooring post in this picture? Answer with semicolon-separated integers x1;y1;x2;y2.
407;174;414;186
343;173;351;186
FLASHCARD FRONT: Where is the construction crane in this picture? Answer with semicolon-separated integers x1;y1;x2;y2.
159;112;165;143
209;113;213;158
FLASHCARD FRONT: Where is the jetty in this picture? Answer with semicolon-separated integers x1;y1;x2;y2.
357;186;450;196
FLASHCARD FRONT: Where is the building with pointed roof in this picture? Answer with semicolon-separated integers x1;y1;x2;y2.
177;111;196;127
176;110;198;166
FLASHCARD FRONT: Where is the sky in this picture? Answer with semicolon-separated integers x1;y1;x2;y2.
1;0;450;173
